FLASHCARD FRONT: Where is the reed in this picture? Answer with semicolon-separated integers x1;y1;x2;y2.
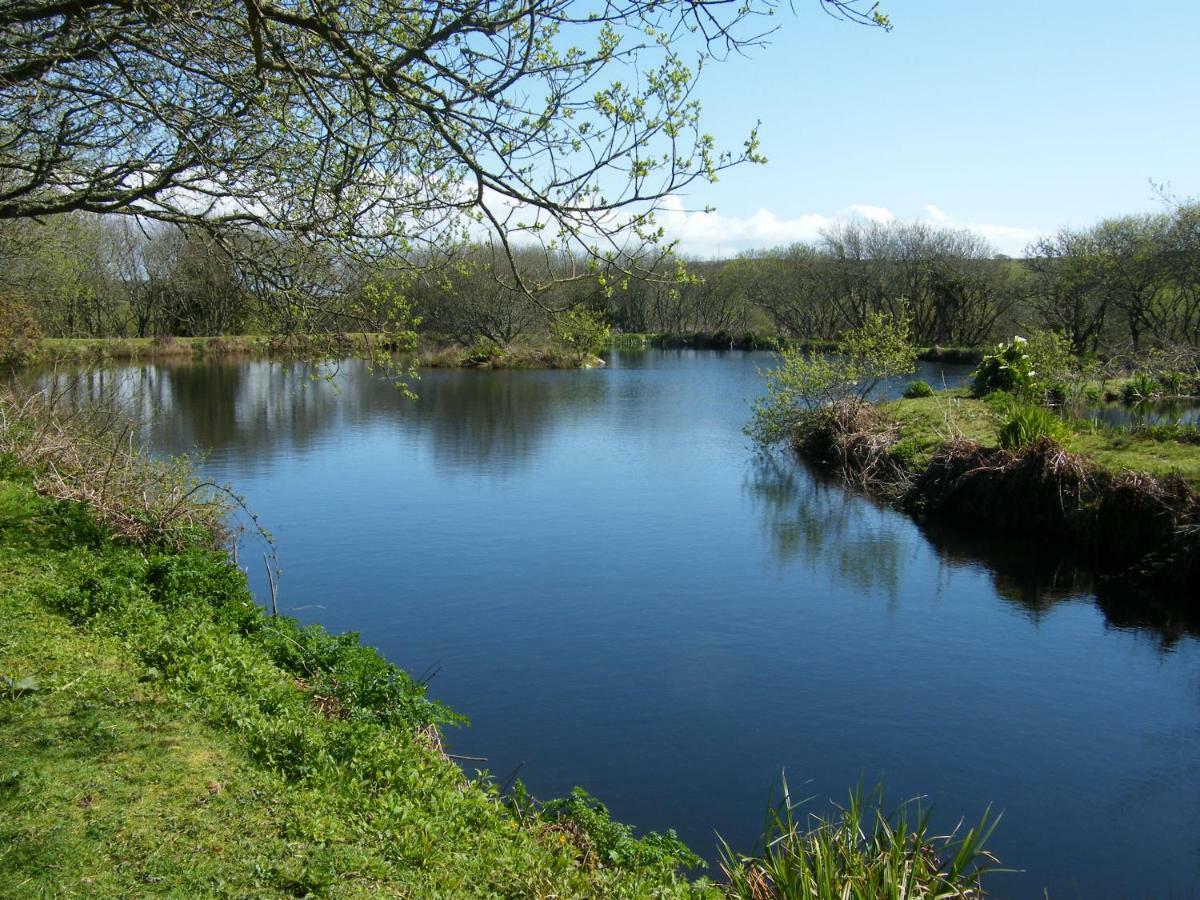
719;778;1002;899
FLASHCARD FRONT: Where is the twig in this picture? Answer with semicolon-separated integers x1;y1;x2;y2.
262;553;278;618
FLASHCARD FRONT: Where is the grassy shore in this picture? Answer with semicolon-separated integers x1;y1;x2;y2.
611;332;981;363
883;389;1200;486
0;466;708;897
791;389;1200;600
35;332;979;370
0;385;1007;898
34;335;603;370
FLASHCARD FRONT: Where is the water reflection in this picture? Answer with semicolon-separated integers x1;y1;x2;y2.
1076;399;1200;428
36;359;614;476
19;351;1200;897
744;455;907;598
747;448;1199;645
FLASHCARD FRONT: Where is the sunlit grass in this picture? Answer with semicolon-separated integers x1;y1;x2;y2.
719;778;1002;900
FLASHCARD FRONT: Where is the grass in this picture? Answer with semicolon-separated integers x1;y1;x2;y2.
35;335;605;370
882;390;1200;487
880;389;997;469
719;779;1000;900
0;471;707;898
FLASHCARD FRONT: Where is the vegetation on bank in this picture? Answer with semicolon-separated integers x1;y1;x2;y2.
26;331;608;371
0;390;705;897
0;389;1006;897
751;319;1200;599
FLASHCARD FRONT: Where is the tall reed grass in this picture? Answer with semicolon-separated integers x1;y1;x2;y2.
719;778;1002;899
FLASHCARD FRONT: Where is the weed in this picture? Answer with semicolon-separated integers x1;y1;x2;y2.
719;778;1001;899
903;379;934;399
994;402;1070;451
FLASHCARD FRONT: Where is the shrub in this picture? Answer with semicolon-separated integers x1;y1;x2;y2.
461;339;503;367
551;307;610;363
973;328;1075;402
1024;327;1073;391
539;787;702;876
972;337;1032;396
903;379;933;399
995;401;1070;450
1121;372;1160;404
1157;370;1188;395
0;295;42;369
748;311;916;445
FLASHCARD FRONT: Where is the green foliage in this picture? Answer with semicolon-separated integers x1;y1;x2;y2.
541;787;703;876
972;328;1083;404
1121;372;1162;404
1023;327;1074;393
888;437;923;467
992;397;1071;450
551;307;611;363
903;379;934;399
839;310;919;394
748;311;916;445
1156;369;1190;396
0;295;41;368
719;778;1001;900
461;338;504;367
0;465;710;896
972;336;1036;397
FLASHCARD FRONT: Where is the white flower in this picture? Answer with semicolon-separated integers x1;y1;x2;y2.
1013;335;1028;344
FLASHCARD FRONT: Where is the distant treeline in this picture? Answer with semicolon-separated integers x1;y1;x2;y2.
2;202;1198;356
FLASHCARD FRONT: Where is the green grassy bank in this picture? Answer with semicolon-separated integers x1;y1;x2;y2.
611;332;981;363
791;390;1200;601
0;385;1005;899
0;467;707;898
33;335;603;370
884;390;1200;486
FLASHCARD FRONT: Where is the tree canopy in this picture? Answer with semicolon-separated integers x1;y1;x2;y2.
0;0;888;293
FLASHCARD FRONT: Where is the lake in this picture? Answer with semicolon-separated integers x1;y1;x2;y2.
45;350;1200;898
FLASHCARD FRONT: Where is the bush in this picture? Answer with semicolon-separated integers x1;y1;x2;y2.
538;787;702;876
461;339;503;367
551;307;610;363
1121;372;1161;404
903;379;933;399
972;337;1035;397
0;295;42;369
995;401;1070;450
973;329;1075;402
748;311;916;445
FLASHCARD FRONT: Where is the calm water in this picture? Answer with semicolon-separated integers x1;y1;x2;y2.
47;351;1200;898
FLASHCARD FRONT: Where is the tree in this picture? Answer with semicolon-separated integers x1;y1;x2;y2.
0;0;888;317
1093;213;1174;352
414;246;550;347
1024;229;1108;355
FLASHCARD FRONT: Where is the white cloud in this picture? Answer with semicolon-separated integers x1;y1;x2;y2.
844;204;895;224
922;203;950;223
660;196;1044;258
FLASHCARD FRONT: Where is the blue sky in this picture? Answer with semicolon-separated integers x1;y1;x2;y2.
661;0;1200;256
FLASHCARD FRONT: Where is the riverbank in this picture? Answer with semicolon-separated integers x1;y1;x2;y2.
33;332;976;370
0;470;703;896
791;390;1200;602
33;335;604;370
0;384;1007;898
612;332;981;363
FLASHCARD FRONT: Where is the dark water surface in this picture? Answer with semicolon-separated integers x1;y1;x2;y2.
50;351;1200;898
